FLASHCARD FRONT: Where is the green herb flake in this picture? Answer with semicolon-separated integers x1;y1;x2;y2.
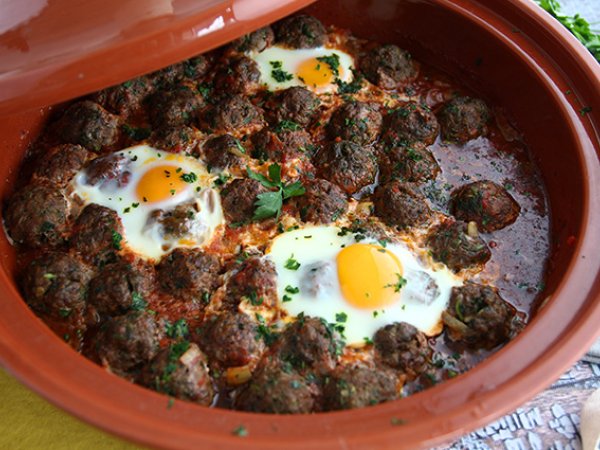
385;273;407;292
284;254;301;270
246;164;305;220
131;292;147;311
316;54;341;76
165;319;189;339
335;312;348;323
111;231;123;250
270;61;294;82
285;285;300;294
180;172;198;183
232;425;248;437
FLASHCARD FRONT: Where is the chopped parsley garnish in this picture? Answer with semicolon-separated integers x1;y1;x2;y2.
316;54;340;76
180;172;198;183
58;308;71;318
335;312;348;323
247;164;305;220
255;313;278;345
285;285;300;294
275;120;301;132
336;69;364;94
248;291;264;306
385;273;407;292
213;173;231;187
363;336;374;345
111;231;123;250
131;292;147;311
284;254;301;270
282;294;293;302
270;61;294;82
233;138;246;154
232;425;248;437
43;273;56;280
165;319;189;339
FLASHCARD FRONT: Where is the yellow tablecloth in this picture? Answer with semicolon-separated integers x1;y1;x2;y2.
0;368;137;449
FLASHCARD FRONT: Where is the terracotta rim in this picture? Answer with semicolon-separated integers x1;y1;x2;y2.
0;0;599;449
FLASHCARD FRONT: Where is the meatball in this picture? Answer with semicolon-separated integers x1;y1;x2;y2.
327;101;382;145
372;181;432;229
81;152;130;189
442;282;516;349
53;100;119;152
313;140;377;195
70;204;124;267
251;128;312;162
235;360;320;414
292;178;347;224
360;45;418;89
426;219;491;272
438;96;490;143
450;181;520;232
20;252;92;323
5;183;70;248
87;259;154;316
274;15;327;49
374;322;431;378
323;364;397;411
229;26;275;53
96;311;164;374
149;56;211;87
269;87;320;127
150;126;198;154
92;76;153;116
275;316;337;375
157;248;221;303
213;56;261;94
139;342;214;405
378;143;441;183
32;144;92;187
147;87;202;128
225;257;278;308
181;55;212;81
201;134;247;170
206;95;263;132
220;178;267;224
200;312;264;367
382;103;439;146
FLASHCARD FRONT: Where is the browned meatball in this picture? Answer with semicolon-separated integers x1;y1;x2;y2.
426;219;491;272
274;15;327;49
53;101;119;152
32;144;92;187
96;311;164;374
268;87;320;127
373;181;432;229
374;322;431;378
275;316;337;376
213;56;261;94
327;101;382;145
92;76;153;116
225;256;278;308
443;283;516;349
139;342;214;405
450;181;520;232
235;360;320;414
149;56;211;87
20;252;92;324
251;128;312;162
292;178;347;224
378;143;441;183
147;87;203;128
206;95;263;131
5;183;70;248
150;126;198;154
360;45;418;89
220;178;267;224
313;141;377;195
229;26;275;53
70;204;124;267
200;312;265;367
438;96;490;143
87;258;154;316
156;248;221;303
181;55;212;81
201;134;247;170
382;103;439;146
81;152;131;189
323;364;397;411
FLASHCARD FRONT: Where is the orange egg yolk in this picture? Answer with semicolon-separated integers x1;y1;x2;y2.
297;57;337;88
337;244;403;309
136;165;188;203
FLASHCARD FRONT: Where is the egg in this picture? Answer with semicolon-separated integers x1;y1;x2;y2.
72;145;223;260
251;46;355;93
267;225;463;345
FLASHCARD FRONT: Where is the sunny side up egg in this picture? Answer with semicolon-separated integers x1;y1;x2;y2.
251;46;354;93
267;226;463;345
72;145;223;260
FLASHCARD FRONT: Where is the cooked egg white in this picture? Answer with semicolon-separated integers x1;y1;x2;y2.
72;145;223;260
267;225;463;345
251;46;354;94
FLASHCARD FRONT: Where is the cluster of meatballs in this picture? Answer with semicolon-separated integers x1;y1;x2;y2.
4;14;523;413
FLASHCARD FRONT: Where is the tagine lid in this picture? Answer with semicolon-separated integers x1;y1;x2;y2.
0;0;315;116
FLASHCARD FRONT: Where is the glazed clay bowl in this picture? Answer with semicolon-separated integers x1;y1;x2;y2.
1;0;600;449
